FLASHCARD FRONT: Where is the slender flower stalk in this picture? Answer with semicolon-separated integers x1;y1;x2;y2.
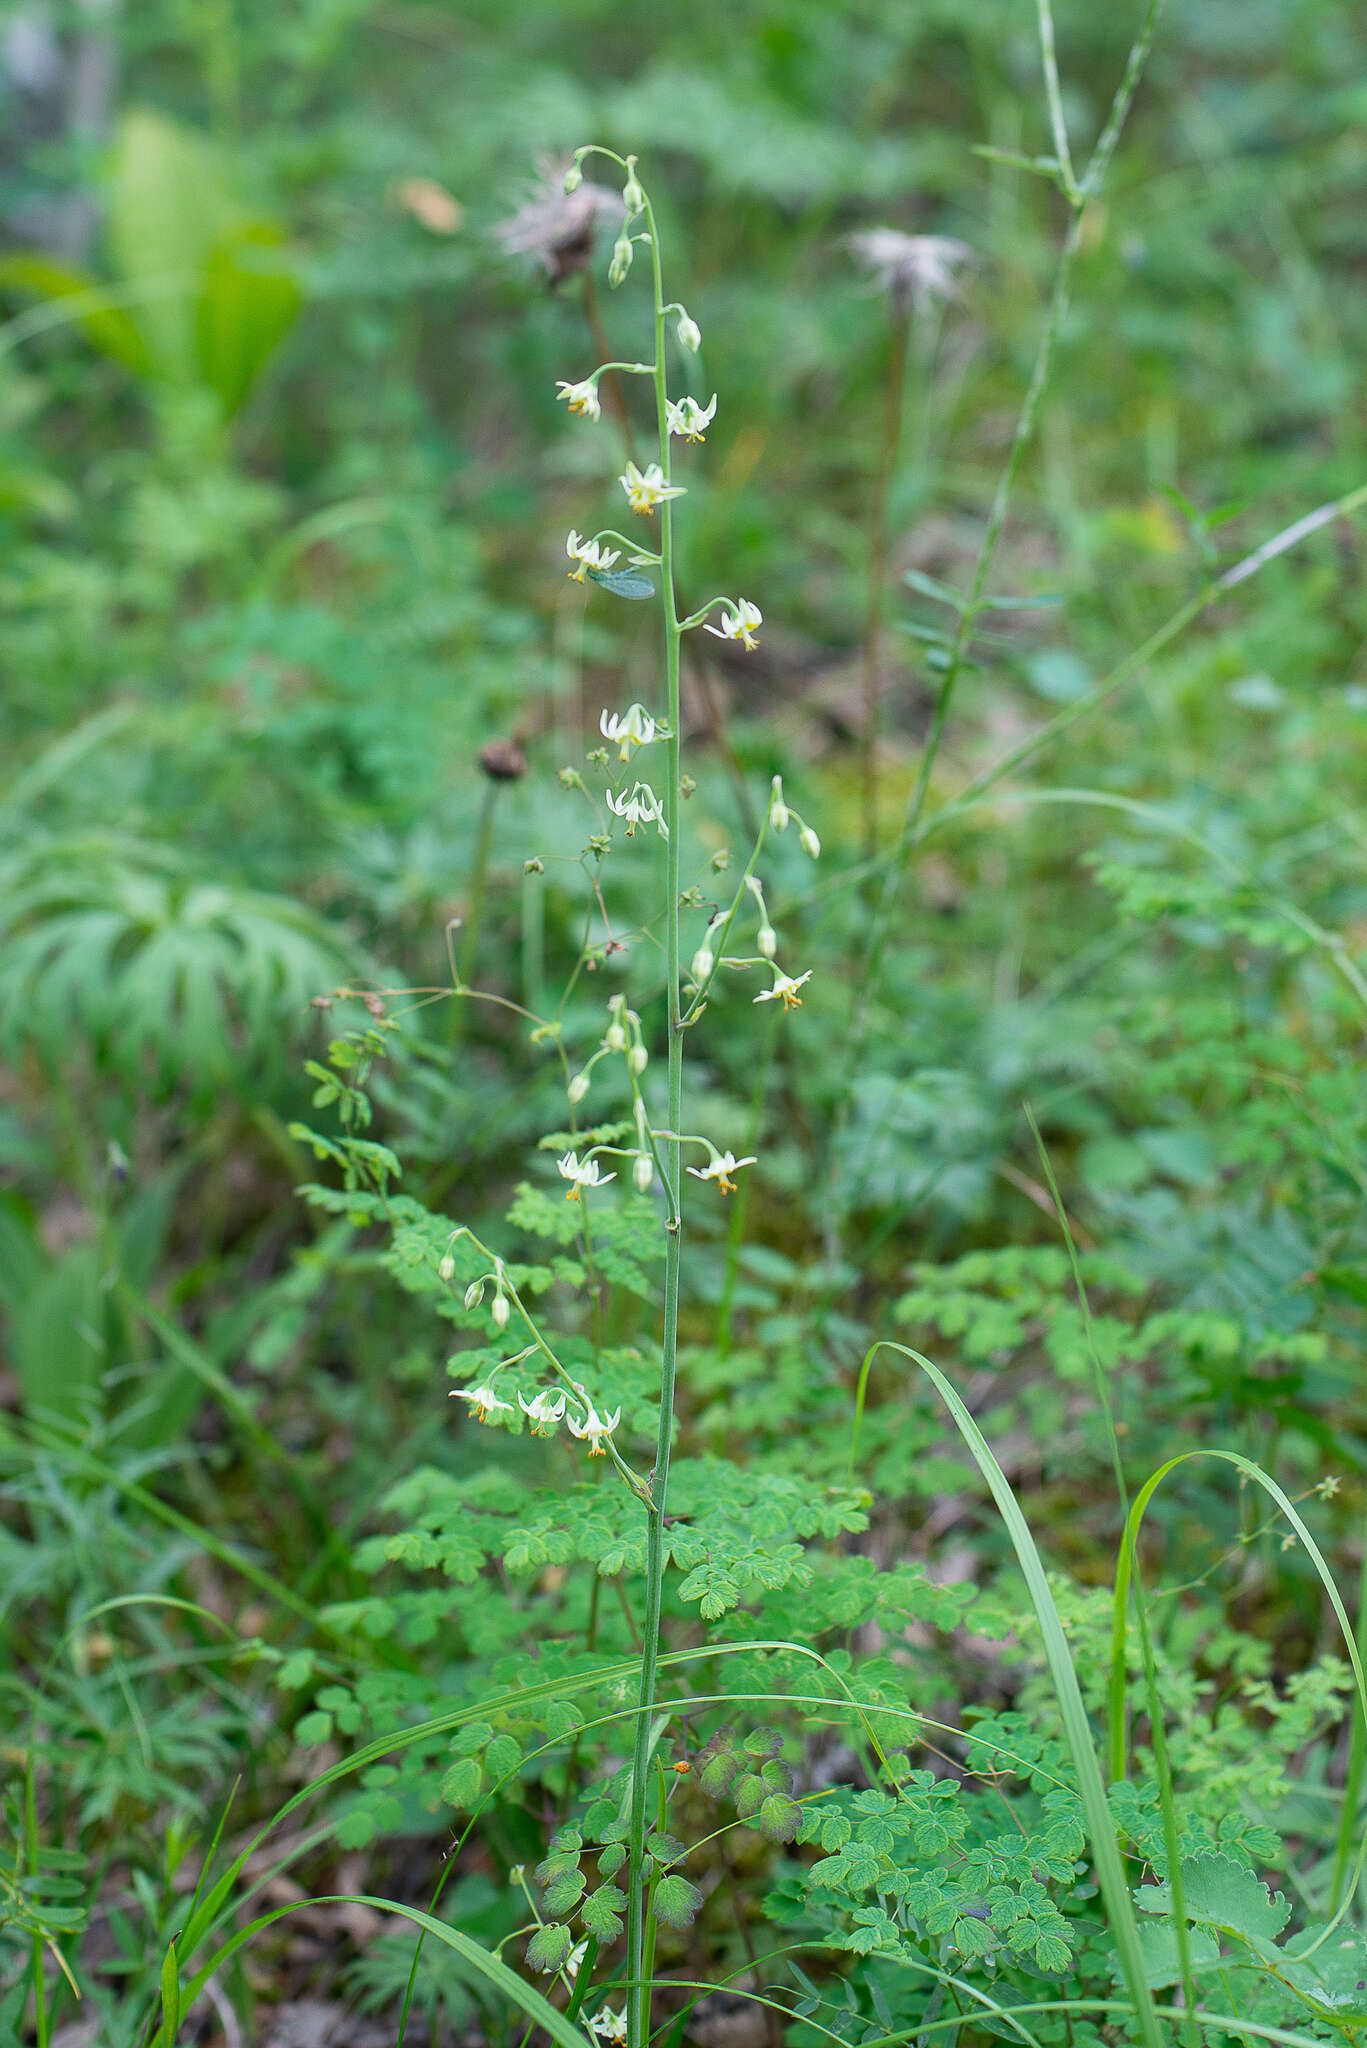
823;0;1168;1262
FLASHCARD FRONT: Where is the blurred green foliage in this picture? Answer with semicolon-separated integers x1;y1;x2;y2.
3;0;1367;2039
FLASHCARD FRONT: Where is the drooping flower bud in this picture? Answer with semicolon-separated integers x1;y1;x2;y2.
691;946;714;983
799;825;821;859
439;1255;456;1283
769;776;789;831
622;166;645;215
568;1073;590;1104
627;1044;647;1074
492;1292;510;1330
633;1153;653;1194
676;311;701;352
563;162;583;194
463;1279;485;1310
757;925;777;960
609;235;633;286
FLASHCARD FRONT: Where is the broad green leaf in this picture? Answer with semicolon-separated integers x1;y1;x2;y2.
196;222;301;415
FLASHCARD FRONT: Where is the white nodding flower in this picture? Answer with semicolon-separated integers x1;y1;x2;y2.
557;1150;617;1200
565;1939;589;1984
686;1150;757;1196
518;1388;568;1433
567;1384;622;1456
755;969;812;1010
769;776;789;831
619;461;686;515
491;1292;510;1330
588;2008;629;2044
757;925;777;960
690;945;714;983
799;824;821;859
555;377;601;420
666;393;718;443
566;531;620;583
599;704;659;760
568;1073;590;1104
676;312;702;352
633;1152;653;1193
607;781;668;838
704;600;762;651
450;1383;514;1422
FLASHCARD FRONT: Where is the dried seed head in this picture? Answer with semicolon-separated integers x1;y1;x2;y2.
479;738;527;782
848;227;973;319
494;161;626;285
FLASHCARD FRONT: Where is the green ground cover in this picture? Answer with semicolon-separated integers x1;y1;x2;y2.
3;3;1367;2043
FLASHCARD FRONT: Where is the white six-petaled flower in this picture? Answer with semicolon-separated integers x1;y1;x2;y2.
450;1383;514;1422
555;377;601;420
556;1150;617;1199
704;600;762;651
619;461;686;515
754;969;811;1010
566;531;620;583
599;704;659;759
588;2009;628;2043
686;1149;758;1196
665;393;718;442
518;1388;568;1432
607;781;667;837
567;1386;622;1456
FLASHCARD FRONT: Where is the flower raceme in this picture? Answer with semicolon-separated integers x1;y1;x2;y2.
449;1383;514;1423
686;1149;757;1196
704;600;762;651
518;1388;567;1433
556;1150;617;1199
607;781;668;837
619;461;686;515
665;393;717;442
755;969;812;1010
566;531;620;582
600;704;661;760
567;1385;622;1455
556;377;601;419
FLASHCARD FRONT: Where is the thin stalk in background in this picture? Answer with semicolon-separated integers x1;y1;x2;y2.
825;0;1166;1252
860;304;910;864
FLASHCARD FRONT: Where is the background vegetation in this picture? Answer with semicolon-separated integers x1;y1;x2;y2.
3;1;1367;2042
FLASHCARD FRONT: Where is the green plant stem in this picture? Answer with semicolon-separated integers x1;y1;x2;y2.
824;0;1166;1259
1330;1509;1367;1911
861;308;911;865
454;776;501;1041
625;185;685;2048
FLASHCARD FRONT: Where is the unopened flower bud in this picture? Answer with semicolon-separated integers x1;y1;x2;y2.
676;312;701;352
691;946;714;982
439;1255;456;1283
492;1292;510;1330
622;167;645;213
769;776;789;831
568;1073;590;1103
757;925;777;960
627;1044;647;1074
563;164;583;194
524;856;544;875
633;1153;653;1193
463;1279;485;1310
605;1022;627;1053
609;235;633;286
799;825;821;859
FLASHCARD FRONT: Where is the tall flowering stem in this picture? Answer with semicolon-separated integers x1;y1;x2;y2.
566;146;686;2048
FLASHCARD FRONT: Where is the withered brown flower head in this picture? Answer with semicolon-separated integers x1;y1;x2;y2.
848;228;974;320
494;160;626;286
479;738;528;782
